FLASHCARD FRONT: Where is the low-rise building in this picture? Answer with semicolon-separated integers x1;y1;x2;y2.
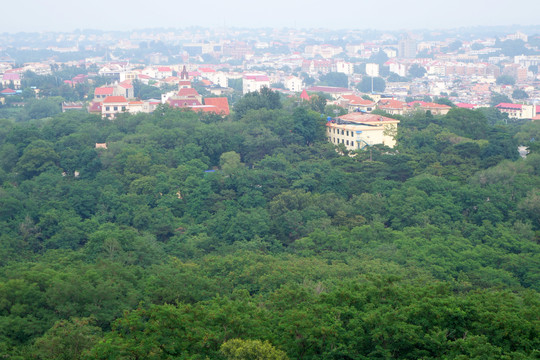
495;103;535;119
326;112;400;150
243;74;270;94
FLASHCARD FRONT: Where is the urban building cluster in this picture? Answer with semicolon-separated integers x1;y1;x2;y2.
1;27;540;149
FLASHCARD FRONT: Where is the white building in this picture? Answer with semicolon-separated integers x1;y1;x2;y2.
243;74;270;94
336;61;354;75
326;113;400;150
284;76;303;92
365;63;380;77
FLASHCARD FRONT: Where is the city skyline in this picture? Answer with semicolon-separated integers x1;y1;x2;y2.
2;0;539;33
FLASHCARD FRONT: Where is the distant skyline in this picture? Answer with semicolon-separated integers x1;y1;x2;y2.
2;0;540;33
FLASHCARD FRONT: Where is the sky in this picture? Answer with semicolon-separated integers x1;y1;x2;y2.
2;0;539;33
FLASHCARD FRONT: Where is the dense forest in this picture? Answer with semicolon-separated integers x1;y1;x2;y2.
0;91;539;359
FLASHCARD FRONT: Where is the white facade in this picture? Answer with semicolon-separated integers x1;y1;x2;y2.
336;61;354;75
243;74;270;94
284;76;303;92
365;63;380;77
326;113;400;150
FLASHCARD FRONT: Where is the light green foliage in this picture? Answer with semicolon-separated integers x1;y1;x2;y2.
221;339;288;360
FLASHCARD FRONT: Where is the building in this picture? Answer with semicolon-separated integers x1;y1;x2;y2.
326;113;400;150
102;96;129;119
495;103;535;119
407;101;452;115
284;76;303;92
1;73;21;89
243;74;270;94
337;95;376;113
398;36;417;59
377;99;409;115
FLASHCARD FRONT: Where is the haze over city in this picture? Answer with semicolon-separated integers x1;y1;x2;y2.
3;0;540;32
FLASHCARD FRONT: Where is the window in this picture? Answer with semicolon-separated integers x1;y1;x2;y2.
346;131;349;136
113;106;118;111
105;106;110;111
346;140;349;145
341;130;344;135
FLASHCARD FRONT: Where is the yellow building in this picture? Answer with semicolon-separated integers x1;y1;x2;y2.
326;113;399;150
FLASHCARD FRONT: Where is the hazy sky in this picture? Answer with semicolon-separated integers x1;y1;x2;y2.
2;0;539;33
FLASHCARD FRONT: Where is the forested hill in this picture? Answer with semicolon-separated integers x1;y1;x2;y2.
0;94;539;359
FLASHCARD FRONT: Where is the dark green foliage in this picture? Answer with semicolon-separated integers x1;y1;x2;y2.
319;72;349;88
0;92;538;359
408;64;427;78
356;76;386;92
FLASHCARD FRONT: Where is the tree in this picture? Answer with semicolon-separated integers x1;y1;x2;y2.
496;75;515;86
220;151;244;176
221;339;289;360
233;87;282;120
408;64;426;78
434;97;455;107
15;140;60;179
512;89;528;100
33;317;102;360
356;77;386;93
490;93;512;107
319;72;348;88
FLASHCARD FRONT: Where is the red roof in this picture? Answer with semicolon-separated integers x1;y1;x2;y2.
95;87;114;95
337;113;399;124
204;97;230;115
178;88;200;97
157;67;171;72
88;101;102;112
300;89;310;101
456;103;476;109
1;88;17;94
103;96;128;103
245;75;269;81
168;99;201;107
2;73;20;81
199;67;216;73
378;99;406;109
495;103;522;109
119;81;133;89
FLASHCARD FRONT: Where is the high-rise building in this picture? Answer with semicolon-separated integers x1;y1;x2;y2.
398;36;417;59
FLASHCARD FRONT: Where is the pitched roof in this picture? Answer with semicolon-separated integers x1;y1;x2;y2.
204;97;230;115
337;113;399;124
495;103;522;109
378;99;407;109
244;75;269;81
95;87;114;95
300;89;310;101
88;101;102;112
157;66;172;72
456;103;476;109
103;96;128;103
118;81;133;89
178;88;200;97
0;88;17;94
2;73;20;81
168;98;201;107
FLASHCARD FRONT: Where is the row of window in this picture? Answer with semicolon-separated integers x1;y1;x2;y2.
327;127;356;137
328;137;355;146
105;106;127;112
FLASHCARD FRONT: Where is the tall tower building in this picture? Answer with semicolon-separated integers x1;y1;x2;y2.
398;36;417;59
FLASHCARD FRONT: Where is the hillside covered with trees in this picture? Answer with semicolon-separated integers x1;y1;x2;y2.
0;91;539;359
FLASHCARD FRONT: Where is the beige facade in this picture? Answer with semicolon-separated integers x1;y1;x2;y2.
326;113;399;150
